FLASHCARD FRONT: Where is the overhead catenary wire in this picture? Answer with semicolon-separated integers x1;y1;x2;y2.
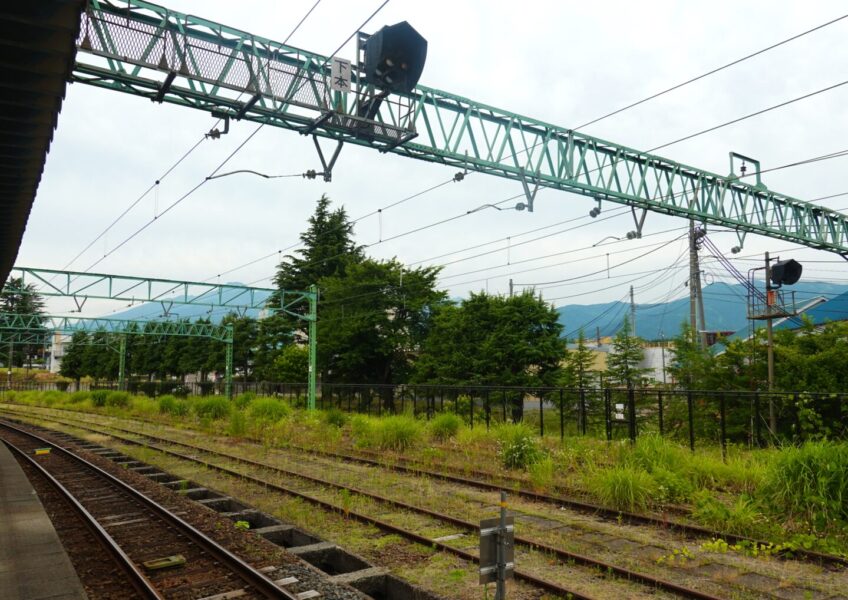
58;1;325;276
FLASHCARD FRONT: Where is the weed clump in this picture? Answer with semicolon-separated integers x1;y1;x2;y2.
228;410;247;437
158;394;189;417
234;392;256;410
105;391;130;408
692;492;764;536
589;465;656;511
248;398;290;422
323;408;347;428
375;415;422;451
90;390;109;407
194;397;231;420
762;440;848;531
497;423;543;470
68;391;90;404
429;413;463;441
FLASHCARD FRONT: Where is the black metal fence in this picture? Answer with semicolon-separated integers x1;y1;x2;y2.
2;380;845;448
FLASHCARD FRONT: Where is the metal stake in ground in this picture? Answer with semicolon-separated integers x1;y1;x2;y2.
480;491;514;599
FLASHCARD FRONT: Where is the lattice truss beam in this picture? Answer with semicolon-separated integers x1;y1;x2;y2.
72;0;848;254
0;312;232;343
8;267;316;322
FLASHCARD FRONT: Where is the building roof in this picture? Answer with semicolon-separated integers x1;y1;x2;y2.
0;1;85;291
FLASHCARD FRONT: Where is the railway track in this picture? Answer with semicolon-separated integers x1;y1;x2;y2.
0;421;303;600
8;402;846;569
5;409;823;600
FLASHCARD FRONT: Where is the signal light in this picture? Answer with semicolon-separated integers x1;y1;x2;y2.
770;258;802;286
364;22;427;94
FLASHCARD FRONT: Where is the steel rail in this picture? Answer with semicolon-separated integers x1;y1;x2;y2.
8;402;847;569
5;413;735;600
2;438;164;600
0;421;299;600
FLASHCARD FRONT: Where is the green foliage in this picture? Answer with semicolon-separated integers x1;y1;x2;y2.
233;392;256;410
528;456;556;491
762;441;848;530
248;397;290;422
692;492;764;535
194;397;231;420
349;415;375;447
1;277;46;368
562;329;596;388
589;465;656;511
68;391;90;404
323;408;347;428
158;394;189;417
268;344;309;382
374;415;422;451
429;413;463;441
605;315;649;388
90;390;109;407
497;423;543;470
227;410;247;437
105;391;130;408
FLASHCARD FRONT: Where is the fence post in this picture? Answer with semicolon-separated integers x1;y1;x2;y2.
657;391;664;436
719;392;727;462
559;389;564;442
502;390;507;422
485;390;490;430
470;391;474;429
604;388;612;441
687;390;695;452
628;387;636;444
754;392;763;447
793;392;801;441
539;391;544;438
579;387;587;435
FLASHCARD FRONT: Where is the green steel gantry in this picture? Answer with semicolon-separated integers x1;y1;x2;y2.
4;269;318;406
0;312;233;393
71;0;848;256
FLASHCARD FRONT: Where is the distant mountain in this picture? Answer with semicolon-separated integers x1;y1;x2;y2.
555;281;848;340
104;284;271;323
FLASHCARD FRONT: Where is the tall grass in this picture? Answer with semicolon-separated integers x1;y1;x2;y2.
193;397;231;420
496;423;543;470
248;398;290;422
762;441;848;531
375;415;422;451
429;413;463;441
589;465;656;511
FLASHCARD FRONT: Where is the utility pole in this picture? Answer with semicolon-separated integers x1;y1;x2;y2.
508;278;514;298
688;221;708;347
596;326;601;347
765;251;776;433
629;285;636;337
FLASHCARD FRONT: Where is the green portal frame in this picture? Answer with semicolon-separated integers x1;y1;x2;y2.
5;268;319;407
72;0;848;256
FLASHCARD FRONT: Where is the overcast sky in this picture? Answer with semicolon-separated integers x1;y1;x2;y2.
17;0;848;317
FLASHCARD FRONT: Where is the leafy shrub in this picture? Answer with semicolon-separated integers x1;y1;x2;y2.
39;391;64;406
158;394;189;417
589;465;656;511
228;410;247;437
762;441;848;530
497;423;543;470
105;391;130;408
651;467;694;503
350;415;376;448
69;391;90;404
324;408;347;428
692;492;764;536
90;390;109;407
429;413;463;441
194;397;231;420
172;385;189;398
234;392;256;410
529;456;556;491
375;415;422;451
249;398;290;422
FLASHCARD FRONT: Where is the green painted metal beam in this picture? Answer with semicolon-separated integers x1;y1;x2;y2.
73;0;848;255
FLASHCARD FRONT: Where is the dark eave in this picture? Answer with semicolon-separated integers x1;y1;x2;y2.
0;0;85;291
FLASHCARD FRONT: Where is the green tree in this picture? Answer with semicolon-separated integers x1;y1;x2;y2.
1;277;47;368
414;291;565;419
269;344;309;382
264;195;363;371
318;258;445;384
605;316;649;389
562;329;595;388
59;331;88;385
667;321;715;388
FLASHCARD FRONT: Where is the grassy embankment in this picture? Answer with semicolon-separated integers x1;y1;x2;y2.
3;389;847;557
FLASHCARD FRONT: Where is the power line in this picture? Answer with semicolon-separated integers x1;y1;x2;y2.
574;13;848;130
